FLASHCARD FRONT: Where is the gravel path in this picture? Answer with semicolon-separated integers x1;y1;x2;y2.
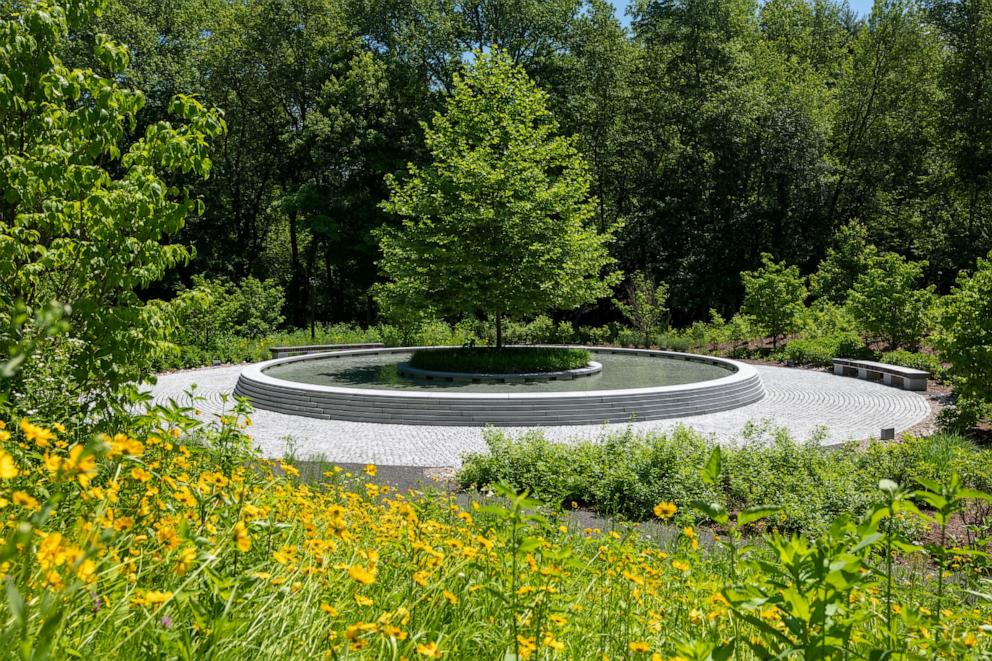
147;363;932;467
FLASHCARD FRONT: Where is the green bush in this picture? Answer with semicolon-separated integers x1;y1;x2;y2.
577;325;611;346
783;332;872;366
880;349;945;381
458;427;992;536
848;252;936;350
935;252;992;427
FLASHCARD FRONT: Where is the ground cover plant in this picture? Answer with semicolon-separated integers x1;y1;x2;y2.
1;407;991;659
408;347;592;374
458;425;992;537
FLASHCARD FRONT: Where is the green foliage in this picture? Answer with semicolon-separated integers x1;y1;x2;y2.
168;275;285;342
848;252;936;350
810;221;878;303
376;50;621;346
935;252;992;426
783;332;871;367
409;347;591;374
613;271;668;347
880;349;945;382
0;0;224;415
740;254;808;350
459;426;992;537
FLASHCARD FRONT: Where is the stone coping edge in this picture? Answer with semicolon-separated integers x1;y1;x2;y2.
241;345;758;401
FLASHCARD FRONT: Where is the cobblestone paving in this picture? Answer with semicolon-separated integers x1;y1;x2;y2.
148;364;932;467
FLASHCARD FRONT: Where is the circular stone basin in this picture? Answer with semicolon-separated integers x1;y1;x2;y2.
396;360;603;383
235;346;765;426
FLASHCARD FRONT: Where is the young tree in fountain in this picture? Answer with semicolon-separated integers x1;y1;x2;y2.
376;50;621;348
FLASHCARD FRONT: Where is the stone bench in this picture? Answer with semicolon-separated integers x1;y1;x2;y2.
832;358;929;391
268;342;384;359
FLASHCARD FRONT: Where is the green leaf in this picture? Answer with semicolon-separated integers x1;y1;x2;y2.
691;499;729;525
700;447;722;485
737;505;781;527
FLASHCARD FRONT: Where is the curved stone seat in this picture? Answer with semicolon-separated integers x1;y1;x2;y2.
234;346;766;427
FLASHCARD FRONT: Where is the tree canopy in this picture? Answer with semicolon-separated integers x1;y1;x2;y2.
42;0;991;331
0;0;224;412
376;50;621;347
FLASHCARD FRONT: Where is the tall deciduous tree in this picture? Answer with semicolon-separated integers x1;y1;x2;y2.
376;50;621;348
0;0;224;413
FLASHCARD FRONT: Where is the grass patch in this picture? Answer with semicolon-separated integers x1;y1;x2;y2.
409;346;591;373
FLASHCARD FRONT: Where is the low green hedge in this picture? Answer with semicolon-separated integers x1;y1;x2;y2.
783;332;872;366
409;347;591;373
457;426;992;536
880;349;946;381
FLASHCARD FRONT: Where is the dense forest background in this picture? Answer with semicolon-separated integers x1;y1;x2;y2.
62;0;992;328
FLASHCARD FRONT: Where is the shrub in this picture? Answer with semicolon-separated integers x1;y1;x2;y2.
783;332;871;366
164;275;285;359
880;349;945;381
935;252;992;426
741;253;808;350
577;325;611;346
613;271;669;347
459;425;992;536
614;326;642;347
809;221;878;304
848;252;935;350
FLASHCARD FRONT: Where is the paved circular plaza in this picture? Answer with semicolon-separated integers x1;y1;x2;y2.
147;363;932;467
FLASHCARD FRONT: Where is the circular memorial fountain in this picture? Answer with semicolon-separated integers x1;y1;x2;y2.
234;346;765;426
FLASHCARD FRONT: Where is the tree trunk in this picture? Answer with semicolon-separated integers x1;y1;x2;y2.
495;313;503;350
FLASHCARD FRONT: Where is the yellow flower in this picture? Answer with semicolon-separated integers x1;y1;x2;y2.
320;603;338;617
443;589;458;605
544;633;565;651
365;463;377;477
20;419;55;447
629;641;651;653
176;547;196;575
671;560;691;572
349;564;376;585
0;450;18;479
132;589;173;608
130;467;152;482
413;570;429;586
233;521;251;553
65;445;98;486
653;501;677;520
76;558;97;583
12;491;39;511
416;641;442;658
516;635;537;660
354;593;374;607
964;633;977;648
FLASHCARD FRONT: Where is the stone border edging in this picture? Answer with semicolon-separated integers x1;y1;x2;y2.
234;346;766;427
396;360;603;383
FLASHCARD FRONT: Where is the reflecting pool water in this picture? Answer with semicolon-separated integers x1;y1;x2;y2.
263;350;732;393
